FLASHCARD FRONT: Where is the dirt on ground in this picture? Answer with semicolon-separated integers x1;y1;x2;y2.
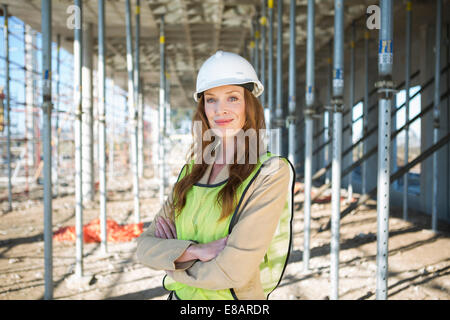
0;172;449;300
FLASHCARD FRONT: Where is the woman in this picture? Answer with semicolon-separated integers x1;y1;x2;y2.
136;51;295;300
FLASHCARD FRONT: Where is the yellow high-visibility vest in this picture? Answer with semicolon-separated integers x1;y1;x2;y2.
163;152;295;300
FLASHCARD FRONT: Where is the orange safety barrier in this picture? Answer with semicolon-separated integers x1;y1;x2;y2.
53;218;143;243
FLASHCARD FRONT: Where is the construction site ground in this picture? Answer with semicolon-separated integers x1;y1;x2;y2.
0;171;449;300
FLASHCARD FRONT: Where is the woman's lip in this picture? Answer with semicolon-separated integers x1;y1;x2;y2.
215;119;233;125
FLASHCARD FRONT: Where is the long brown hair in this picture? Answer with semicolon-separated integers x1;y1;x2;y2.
171;89;267;221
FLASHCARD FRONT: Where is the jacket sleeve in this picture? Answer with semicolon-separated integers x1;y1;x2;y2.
135;187;197;271
169;157;292;290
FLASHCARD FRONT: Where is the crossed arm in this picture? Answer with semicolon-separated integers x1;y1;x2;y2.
154;216;228;264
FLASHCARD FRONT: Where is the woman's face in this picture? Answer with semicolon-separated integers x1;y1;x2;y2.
204;85;246;138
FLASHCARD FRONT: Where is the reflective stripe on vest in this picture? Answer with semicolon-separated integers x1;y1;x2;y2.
163;152;295;300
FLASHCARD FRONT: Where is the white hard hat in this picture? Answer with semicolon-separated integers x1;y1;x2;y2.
193;50;264;102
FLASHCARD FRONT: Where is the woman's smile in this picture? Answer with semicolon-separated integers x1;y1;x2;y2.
214;118;234;126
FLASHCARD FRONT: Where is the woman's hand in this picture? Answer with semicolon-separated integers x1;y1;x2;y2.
155;214;228;264
190;236;229;262
154;216;177;239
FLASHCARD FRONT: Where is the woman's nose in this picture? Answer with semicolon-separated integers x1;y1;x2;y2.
215;99;228;115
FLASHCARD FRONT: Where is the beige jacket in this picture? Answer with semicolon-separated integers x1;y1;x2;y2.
135;151;293;300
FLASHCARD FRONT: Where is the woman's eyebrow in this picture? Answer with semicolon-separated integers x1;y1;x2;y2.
205;91;242;96
225;90;242;95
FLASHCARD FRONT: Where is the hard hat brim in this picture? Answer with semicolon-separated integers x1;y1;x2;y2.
193;79;264;102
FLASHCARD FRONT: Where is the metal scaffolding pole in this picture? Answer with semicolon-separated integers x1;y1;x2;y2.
267;0;274;139
125;0;140;223
275;0;283;155
347;22;355;203
139;76;144;174
303;0;314;272
165;74;170;135
164;74;170;184
2;4;12;212
432;0;442;233
288;0;296;166
253;18;259;78
403;1;412;221
82;22;94;202
362;31;369;195
159;15;166;205
22;24;29;193
74;0;84;278
41;0;53;300
24;24;36;182
55;34;60;197
325;42;332;185
376;0;394;300
260;0;266;114
110;67;115;178
331;0;344;300
98;0;107;254
135;0;143;179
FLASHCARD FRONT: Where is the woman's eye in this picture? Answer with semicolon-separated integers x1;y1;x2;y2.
229;96;238;102
206;98;215;103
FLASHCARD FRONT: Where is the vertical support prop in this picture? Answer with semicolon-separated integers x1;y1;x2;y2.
55;34;61;197
303;0;314;273
403;1;412;221
330;0;344;300
74;0;84;279
376;0;394;300
81;23;93;202
347;21;355;203
2;4;12;212
267;0;274;143
159;16;166;206
135;0;143;179
260;0;267;119
325;42;333;185
288;0;296;166
109;69;115;178
431;0;442;232
125;0;140;223
275;0;283;155
41;0;53;300
98;0;107;253
254;18;259;78
165;73;170;184
362;31;369;195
